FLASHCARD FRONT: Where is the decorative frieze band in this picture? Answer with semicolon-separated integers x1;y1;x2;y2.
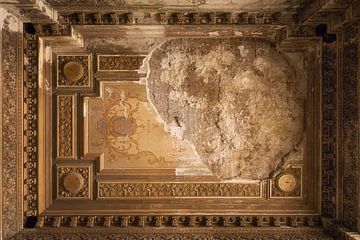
98;182;262;198
23;32;39;217
30;10;284;36
34;214;320;229
58;11;282;26
97;55;146;71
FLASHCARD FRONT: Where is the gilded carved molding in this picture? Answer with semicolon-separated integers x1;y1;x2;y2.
98;182;262;198
9;228;328;240
58;11;282;26
56;95;75;159
34;215;320;228
26;10;286;37
97;55;146;71
1;15;24;239
23;31;39;218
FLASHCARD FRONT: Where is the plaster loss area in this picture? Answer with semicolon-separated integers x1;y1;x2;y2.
147;38;305;180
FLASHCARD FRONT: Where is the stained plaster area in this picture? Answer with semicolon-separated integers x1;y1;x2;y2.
146;38;306;181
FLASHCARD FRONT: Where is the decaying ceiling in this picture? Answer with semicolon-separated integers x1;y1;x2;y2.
147;37;305;180
0;0;360;239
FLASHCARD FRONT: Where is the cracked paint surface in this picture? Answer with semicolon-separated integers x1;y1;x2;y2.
146;37;305;180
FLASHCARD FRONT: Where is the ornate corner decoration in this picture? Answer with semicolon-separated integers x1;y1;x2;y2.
270;166;302;198
57;165;92;199
56;95;76;159
57;54;91;88
97;55;146;72
97;182;262;199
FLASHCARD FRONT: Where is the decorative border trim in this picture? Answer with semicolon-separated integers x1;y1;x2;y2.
321;42;337;218
23;32;39;217
34;214;320;228
11;227;328;240
56;95;76;159
58;11;283;26
97;55;146;72
97;182;262;199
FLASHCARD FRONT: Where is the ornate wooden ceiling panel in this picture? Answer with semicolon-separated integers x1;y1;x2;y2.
23;24;321;228
2;1;360;239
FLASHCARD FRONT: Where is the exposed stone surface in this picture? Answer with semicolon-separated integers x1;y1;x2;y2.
147;37;305;180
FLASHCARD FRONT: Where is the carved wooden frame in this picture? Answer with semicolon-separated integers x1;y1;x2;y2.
0;0;360;239
3;1;360;239
25;24;322;225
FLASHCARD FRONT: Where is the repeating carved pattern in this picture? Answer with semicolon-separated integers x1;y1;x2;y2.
57;55;90;87
98;182;261;198
1;17;22;239
9;228;328;240
57;95;74;158
47;0;126;7
288;24;316;37
34;215;320;228
342;22;359;230
23;32;39;217
33;23;71;36
271;167;302;198
57;166;90;198
55;11;282;26
98;55;145;71
321;43;337;218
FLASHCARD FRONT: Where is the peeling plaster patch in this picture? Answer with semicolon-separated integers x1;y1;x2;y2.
147;37;305;180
